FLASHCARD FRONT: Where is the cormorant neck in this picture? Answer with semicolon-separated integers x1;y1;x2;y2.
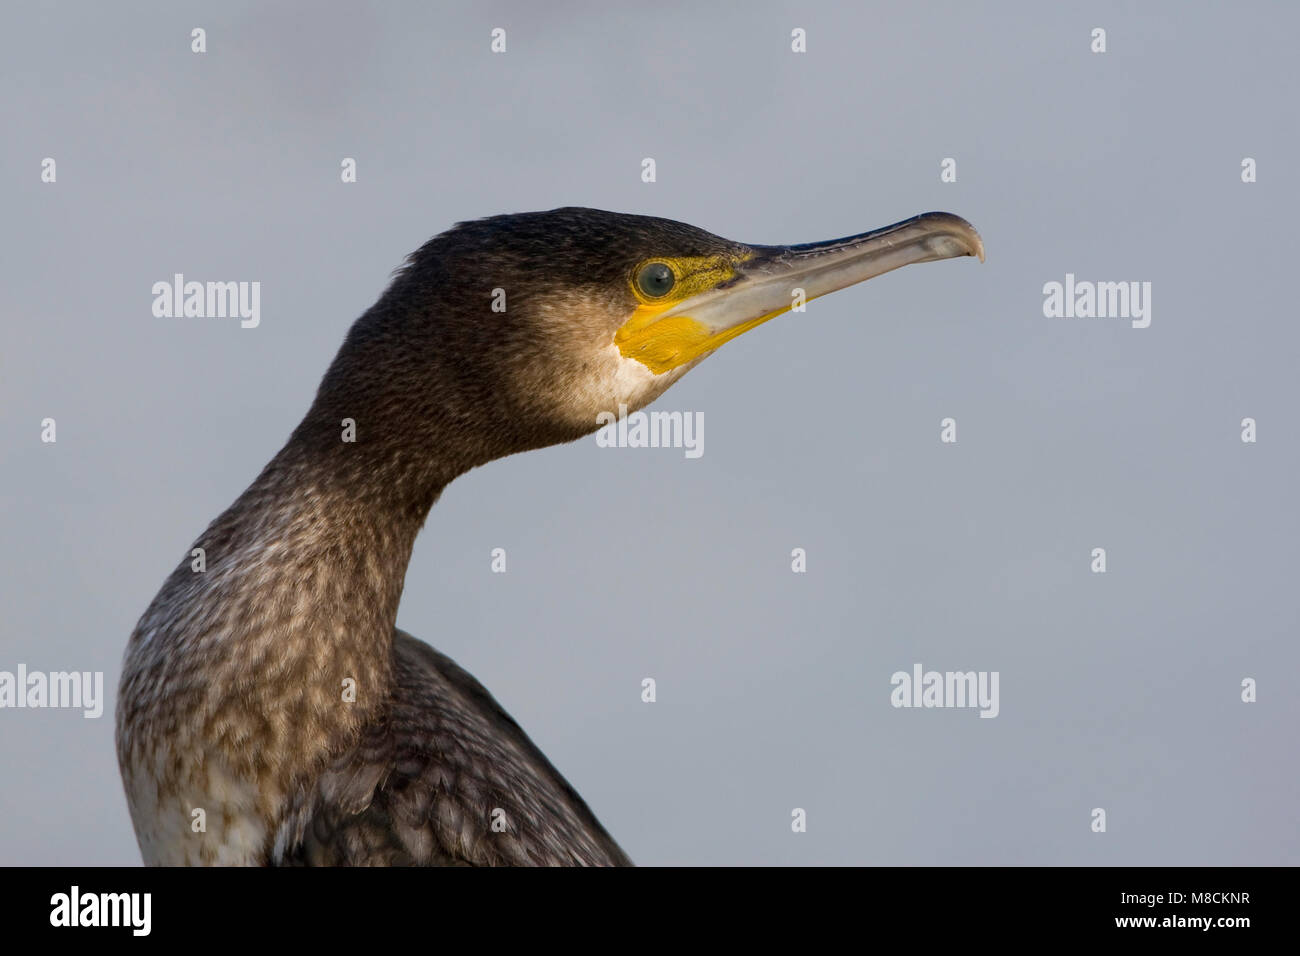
118;401;470;840
283;285;529;516
119;288;527;862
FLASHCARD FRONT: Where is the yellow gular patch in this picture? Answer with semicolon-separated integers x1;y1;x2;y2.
616;254;764;375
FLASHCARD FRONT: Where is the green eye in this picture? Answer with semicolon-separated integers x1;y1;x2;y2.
636;262;676;298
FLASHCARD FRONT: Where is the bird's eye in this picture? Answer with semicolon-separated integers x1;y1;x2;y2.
636;262;676;298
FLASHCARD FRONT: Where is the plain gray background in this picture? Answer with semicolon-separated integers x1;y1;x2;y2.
2;1;1296;865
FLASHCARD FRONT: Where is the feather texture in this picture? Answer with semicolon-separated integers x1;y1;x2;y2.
275;631;630;866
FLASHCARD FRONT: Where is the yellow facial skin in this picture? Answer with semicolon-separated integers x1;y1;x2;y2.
616;253;778;375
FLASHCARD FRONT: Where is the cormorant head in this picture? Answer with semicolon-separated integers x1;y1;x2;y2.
314;206;983;471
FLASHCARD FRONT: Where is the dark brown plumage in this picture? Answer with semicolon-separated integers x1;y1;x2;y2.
116;207;982;865
277;632;630;865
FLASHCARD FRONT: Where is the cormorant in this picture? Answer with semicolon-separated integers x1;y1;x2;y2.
116;207;983;865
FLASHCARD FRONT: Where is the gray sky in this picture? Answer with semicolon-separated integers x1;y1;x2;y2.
2;1;1297;865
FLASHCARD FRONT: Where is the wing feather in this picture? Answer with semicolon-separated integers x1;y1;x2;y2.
273;630;631;866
